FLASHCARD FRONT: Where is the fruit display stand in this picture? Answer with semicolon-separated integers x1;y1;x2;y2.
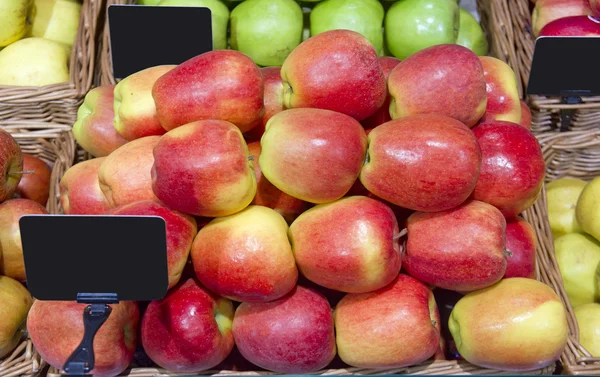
0;338;45;377
0;0;103;125
536;130;600;375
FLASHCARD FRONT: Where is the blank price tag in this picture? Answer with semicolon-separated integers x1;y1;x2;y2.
108;4;213;80
20;215;169;302
527;36;600;97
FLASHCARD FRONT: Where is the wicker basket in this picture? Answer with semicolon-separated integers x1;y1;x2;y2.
0;339;45;377
1;122;76;214
98;0;136;85
0;0;103;125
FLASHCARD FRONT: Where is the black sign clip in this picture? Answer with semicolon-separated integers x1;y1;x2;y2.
560;95;584;132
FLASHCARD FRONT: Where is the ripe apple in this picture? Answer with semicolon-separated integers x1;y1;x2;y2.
388;44;487;128
289;196;401;293
30;0;82;46
107;201;198;289
456;8;488;56
310;0;385;56
385;0;459;60
361;56;402;129
449;278;568;371
152;50;264;133
244;66;285;142
0;276;32;358
554;233;600;307
547;177;587;239
0;37;70;86
404;200;507;292
232;286;336;373
230;0;303;66
540;15;600;35
260;108;367;204
532;0;592;36
152;120;256;217
157;0;230;50
0;199;48;281
28;301;139;377
73;85;128;158
191;205;297;302
575;303;600;357
113;65;175;140
504;217;537;279
247;141;308;223
0;129;23;203
360;115;481;212
334;273;440;368
141;278;235;372
520;100;532;130
576;176;600;241
59;158;112;215
0;0;34;47
281;29;386;121
471;121;545;219
98;136;160;208
15;155;51;206
478;57;522;124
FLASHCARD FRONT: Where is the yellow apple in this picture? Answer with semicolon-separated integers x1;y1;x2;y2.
0;0;35;47
547;177;587;239
0;37;70;86
554;233;600;308
30;0;82;47
0;276;33;358
574;303;600;357
576;176;600;242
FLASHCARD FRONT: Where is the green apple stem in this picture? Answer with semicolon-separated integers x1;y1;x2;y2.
8;170;34;175
394;228;407;240
504;249;513;257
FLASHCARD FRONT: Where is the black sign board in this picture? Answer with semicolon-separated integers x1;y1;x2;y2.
20;215;169;302
108;5;213;79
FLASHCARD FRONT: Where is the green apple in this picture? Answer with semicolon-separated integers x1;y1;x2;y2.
158;0;229;50
554;233;600;308
456;8;488;56
0;37;70;86
574;303;600;357
30;0;82;47
310;0;384;56
576;176;600;243
137;0;161;4
0;0;35;47
384;0;459;60
547;177;588;239
230;0;303;66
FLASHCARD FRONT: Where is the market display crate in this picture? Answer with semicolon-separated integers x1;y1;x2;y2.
535;130;600;375
0;0;103;125
0;338;45;377
1;122;76;214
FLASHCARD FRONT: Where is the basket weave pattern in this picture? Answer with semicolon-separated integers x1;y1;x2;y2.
0;339;45;377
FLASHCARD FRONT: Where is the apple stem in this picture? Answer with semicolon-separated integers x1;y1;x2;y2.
504;250;513;257
8;170;34;175
248;155;255;161
394;228;408;240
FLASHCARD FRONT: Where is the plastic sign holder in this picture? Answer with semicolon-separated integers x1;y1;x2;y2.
108;4;213;80
19;215;169;377
527;35;600;131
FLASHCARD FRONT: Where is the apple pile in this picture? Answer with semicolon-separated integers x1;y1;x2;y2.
532;0;600;37
26;29;570;377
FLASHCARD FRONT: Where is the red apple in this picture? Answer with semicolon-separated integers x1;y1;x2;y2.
106;201;198;289
520;100;532;130
281;29;386;121
191;205;297;303
0;199;48;281
591;0;600;17
539;15;600;35
244;66;284;142
334;273;441;368
247;141;308;223
360;114;481;212
28;301;139;377
0;129;23;203
289;196;401;293
361;56;402;129
260;108;367;204
504;217;537;279
403;200;507;292
15;155;51;206
152;50;264;133
141;278;234;373
151;120;256;217
59;158;112;215
73;85;129;157
478;57;522;124
472;121;545;219
532;0;592;36
232;286;336;373
98;136;161;208
388;44;487;128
